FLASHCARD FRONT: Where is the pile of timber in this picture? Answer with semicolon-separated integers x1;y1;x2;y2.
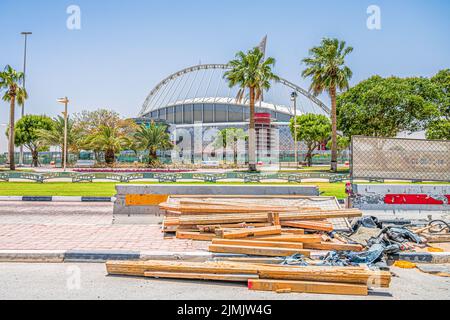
160;198;364;256
106;260;391;296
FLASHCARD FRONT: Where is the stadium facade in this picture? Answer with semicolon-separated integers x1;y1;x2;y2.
137;51;331;165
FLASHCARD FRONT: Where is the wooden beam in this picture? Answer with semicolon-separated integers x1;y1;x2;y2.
178;210;362;225
220;226;282;239
176;231;216;241
281;228;305;235
248;279;368;296
144;271;258;282
106;260;390;288
303;242;364;252
281;221;334;232
198;223;271;233
212;239;304;249
254;234;322;243
208;244;311;257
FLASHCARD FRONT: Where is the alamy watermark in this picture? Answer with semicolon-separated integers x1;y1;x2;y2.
367;5;381;30
67;5;81;30
66;265;81;291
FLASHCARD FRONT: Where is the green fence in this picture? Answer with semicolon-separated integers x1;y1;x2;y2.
0;171;351;184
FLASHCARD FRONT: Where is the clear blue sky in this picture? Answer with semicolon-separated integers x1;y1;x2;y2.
1;0;449;124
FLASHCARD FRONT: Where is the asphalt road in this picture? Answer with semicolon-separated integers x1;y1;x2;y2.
1;263;449;300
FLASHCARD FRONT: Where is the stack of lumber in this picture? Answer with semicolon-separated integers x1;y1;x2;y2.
160;197;364;256
106;260;391;296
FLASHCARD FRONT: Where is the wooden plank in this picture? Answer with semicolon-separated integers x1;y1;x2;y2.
212;239;304;249
248;279;368;296
281;228;305;235
221;226;282;239
144;271;258;282
258;270;391;288
198;223;271;233
281;221;334;232
303;242;364;252
176;231;216;241
208;244;311;257
106;260;390;288
268;213;281;226
254;234;322;243
178;210;362;225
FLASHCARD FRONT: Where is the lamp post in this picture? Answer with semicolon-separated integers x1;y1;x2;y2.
291;92;298;168
19;32;32;166
57;97;69;172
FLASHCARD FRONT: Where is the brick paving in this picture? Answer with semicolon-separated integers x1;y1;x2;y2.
0;202;208;252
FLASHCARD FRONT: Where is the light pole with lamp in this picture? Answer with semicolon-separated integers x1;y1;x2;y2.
57;97;69;172
291;92;298;168
19;32;32;166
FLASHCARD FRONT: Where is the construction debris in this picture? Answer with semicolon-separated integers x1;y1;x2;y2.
105;196;447;296
106;260;391;296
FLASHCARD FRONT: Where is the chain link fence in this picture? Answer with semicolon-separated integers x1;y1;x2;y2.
351;136;450;182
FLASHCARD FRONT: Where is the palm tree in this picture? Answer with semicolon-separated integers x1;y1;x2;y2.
224;47;279;172
302;38;353;172
37;115;81;166
134;123;173;165
85;125;129;164
0;65;28;170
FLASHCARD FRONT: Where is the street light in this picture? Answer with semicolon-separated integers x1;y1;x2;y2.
291;92;298;168
19;32;32;166
57;97;69;172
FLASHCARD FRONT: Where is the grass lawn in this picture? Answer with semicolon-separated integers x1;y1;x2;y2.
0;182;348;199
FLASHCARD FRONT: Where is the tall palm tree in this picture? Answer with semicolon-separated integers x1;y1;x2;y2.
0;65;28;170
37;115;80;166
85;125;129;164
134;123;173;165
302;38;353;172
224;47;279;172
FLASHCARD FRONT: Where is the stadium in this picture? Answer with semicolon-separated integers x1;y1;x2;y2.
136;45;331;165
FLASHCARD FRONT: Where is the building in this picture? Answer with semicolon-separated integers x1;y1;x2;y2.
137;53;331;165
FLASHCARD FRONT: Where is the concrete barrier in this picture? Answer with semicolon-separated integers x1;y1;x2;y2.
113;184;319;224
352;184;450;211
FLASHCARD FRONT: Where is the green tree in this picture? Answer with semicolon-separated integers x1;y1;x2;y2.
134;123;173;165
13;115;53;167
73;109;122;132
37;115;81;166
431;69;450;120
84;125;129;164
224;47;279;171
302;38;353;172
326;136;350;159
213;128;248;166
337;76;441;138
290;114;331;167
74;110;139;162
426;119;450;140
0;65;28;170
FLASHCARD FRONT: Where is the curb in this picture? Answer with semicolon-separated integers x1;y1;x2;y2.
0;250;259;263
1;250;449;264
389;252;450;264
0;250;66;263
0;196;115;203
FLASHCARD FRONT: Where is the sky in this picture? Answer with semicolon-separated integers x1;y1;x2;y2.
0;0;449;127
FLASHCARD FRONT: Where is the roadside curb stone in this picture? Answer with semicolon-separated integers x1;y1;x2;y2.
0;250;66;263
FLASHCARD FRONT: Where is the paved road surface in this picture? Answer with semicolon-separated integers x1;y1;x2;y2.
0;263;449;300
